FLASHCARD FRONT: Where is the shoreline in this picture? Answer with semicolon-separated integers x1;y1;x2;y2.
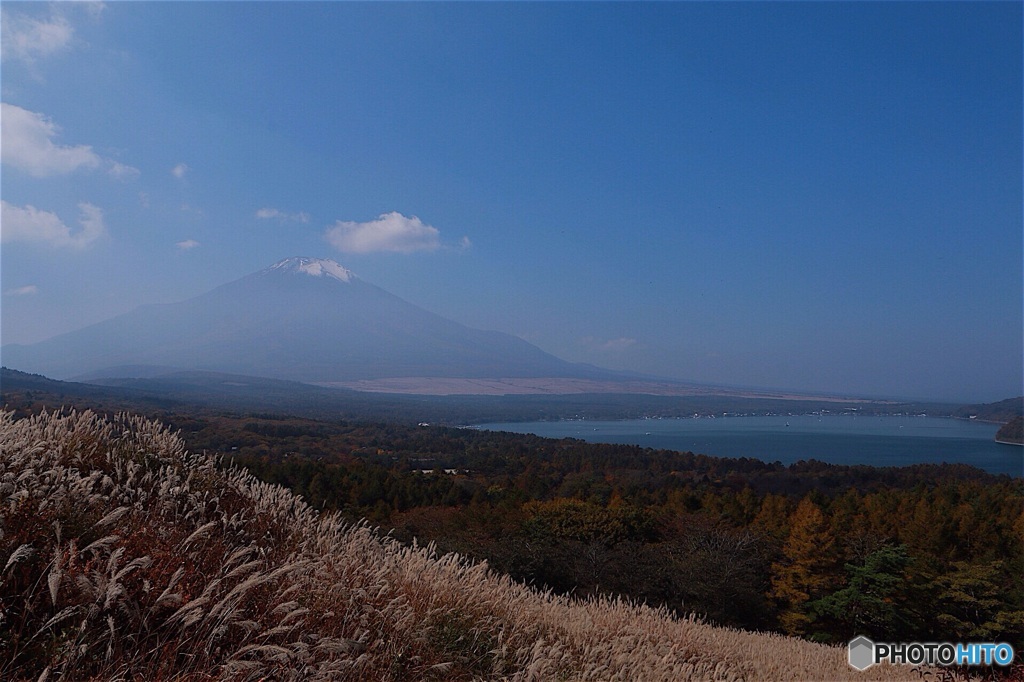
473;414;1019;477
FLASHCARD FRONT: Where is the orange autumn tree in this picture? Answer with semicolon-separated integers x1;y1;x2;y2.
770;495;840;637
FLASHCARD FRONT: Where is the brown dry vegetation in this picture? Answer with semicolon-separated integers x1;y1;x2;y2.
1;409;936;680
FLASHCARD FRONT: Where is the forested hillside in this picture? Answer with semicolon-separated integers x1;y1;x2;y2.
954;397;1024;424
3;377;1023;678
997;416;1023;445
223;415;1024;649
1;409;938;680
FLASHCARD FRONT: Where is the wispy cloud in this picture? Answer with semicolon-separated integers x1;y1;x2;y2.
108;161;140;180
256;207;310;223
171;163;189;179
176;239;200;250
325;212;441;254
1;201;106;249
0;9;73;63
0;103;101;177
581;336;639;352
4;285;39;297
84;2;106;19
604;337;638;351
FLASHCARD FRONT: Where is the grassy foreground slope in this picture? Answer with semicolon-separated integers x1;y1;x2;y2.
1;410;926;681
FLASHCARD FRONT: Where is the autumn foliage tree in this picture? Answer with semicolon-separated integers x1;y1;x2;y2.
770;496;840;637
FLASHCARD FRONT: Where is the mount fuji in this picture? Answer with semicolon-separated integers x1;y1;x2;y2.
2;257;624;387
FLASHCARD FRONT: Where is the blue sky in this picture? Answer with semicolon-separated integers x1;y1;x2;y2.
1;1;1021;403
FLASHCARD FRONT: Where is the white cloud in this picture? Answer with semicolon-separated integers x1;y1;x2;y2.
256;207;310;223
171;163;189;179
602;337;638;351
0;10;73;63
581;336;639;352
459;235;472;251
325;212;441;254
1;104;139;181
5;285;38;296
85;3;107;19
108;161;140;180
176;239;200;250
0;103;101;177
1;200;106;249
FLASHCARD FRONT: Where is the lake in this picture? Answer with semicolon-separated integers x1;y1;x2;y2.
474;415;1023;477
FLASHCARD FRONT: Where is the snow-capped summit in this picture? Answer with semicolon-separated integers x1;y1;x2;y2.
265;257;354;282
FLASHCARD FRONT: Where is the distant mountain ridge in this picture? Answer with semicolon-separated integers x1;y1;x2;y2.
1;257;625;385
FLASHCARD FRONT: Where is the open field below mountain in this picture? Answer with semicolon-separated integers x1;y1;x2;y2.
3;367;953;428
323;376;884;400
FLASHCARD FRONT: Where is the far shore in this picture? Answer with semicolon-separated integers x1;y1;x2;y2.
316;376;884;402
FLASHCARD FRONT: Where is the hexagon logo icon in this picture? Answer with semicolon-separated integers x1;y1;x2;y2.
848;635;875;671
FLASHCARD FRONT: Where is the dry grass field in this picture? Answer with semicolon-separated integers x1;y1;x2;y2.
1;409;940;680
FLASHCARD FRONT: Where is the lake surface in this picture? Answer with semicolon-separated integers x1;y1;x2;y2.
475;415;1023;477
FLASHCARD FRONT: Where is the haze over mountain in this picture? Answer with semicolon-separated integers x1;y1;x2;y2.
1;257;630;388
